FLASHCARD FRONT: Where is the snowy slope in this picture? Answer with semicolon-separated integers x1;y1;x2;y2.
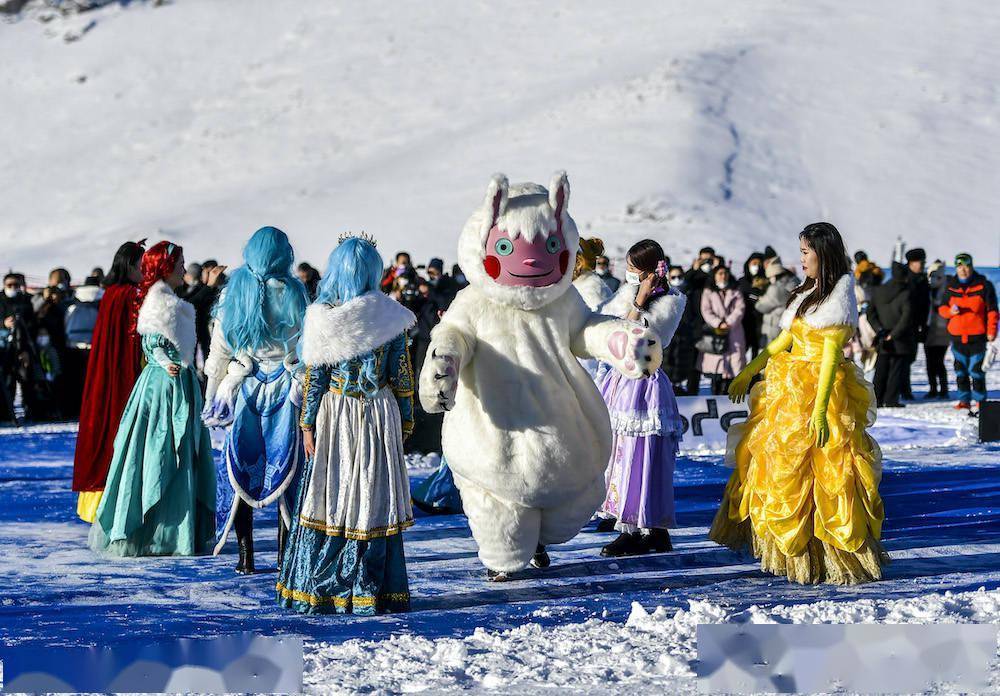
2;1;998;280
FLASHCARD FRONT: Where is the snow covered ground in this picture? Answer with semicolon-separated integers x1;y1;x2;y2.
1;357;999;692
2;1;999;281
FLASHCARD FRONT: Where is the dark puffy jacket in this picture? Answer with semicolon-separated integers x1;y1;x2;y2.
867;262;916;355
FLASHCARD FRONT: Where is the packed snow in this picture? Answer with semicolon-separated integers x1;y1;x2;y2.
2;0;999;282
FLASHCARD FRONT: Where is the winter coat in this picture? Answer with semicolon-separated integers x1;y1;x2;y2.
937;271;999;345
755;263;799;345
738;254;767;353
664;283;698;387
595;269;620;293
64;284;104;347
698;286;747;378
867;262;916;355
926;283;952;348
907;270;931;343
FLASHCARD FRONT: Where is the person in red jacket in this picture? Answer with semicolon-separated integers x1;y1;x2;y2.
938;253;998;411
71;241;145;522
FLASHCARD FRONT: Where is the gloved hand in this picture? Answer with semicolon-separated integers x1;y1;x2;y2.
810;333;842;448
728;330;793;404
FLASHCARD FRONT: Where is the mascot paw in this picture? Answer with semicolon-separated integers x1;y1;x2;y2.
608;327;662;379
419;349;459;413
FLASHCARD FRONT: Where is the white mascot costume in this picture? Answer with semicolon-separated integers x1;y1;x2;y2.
420;171;663;578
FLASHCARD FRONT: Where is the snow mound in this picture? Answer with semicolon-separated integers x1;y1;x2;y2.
303;588;1000;693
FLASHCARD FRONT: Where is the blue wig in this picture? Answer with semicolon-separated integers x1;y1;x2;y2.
315;237;385;395
215;226;309;354
315;237;383;305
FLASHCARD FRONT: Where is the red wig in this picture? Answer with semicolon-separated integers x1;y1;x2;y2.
132;240;184;333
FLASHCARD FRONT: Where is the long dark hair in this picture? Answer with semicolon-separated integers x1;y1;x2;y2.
627;239;669;294
103;240;146;287
787;222;850;317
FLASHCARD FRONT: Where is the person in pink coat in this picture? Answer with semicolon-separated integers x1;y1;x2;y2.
698;265;747;394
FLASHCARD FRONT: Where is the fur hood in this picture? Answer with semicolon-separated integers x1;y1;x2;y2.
300;290;416;366
601;283;687;345
779;273;858;331
136;280;197;366
457;172;579;311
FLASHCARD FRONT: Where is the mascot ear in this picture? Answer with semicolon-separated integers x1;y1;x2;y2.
484;173;509;229
549;170;570;220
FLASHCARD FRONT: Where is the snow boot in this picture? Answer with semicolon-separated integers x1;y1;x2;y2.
530;544;550;569
644;528;673;553
594;517;617;533
487;569;512;582
600;532;645;557
234;501;255;575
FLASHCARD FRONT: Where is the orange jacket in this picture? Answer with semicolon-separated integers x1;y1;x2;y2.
937;272;998;344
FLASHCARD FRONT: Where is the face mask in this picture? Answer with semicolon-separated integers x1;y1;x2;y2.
4;287;20;298
700;262;712;274
748;264;760;276
669;277;684;288
37;335;50;347
595;266;607;274
716;280;728;290
625;271;641;286
396;265;408;274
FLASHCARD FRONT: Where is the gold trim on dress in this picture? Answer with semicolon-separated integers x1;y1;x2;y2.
297;516;415;540
276;582;410;608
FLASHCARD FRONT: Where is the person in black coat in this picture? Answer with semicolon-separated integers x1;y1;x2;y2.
663;266;699;395
178;262;227;364
738;252;767;358
901;248;929;400
867;262;915;408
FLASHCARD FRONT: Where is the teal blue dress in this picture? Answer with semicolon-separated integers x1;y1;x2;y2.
90;333;216;556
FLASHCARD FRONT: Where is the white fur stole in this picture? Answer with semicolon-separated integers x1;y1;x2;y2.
300;291;416;366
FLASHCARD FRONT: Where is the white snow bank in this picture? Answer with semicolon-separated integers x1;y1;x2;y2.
303;587;1000;694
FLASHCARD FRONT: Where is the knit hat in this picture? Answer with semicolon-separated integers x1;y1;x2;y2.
428;257;444;273
955;252;973;267
905;248;926;263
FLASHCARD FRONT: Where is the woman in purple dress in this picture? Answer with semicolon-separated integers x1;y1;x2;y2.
597;240;687;556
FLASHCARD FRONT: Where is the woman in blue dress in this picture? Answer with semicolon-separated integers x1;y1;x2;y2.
202;226;310;574
90;241;216;556
277;235;417;615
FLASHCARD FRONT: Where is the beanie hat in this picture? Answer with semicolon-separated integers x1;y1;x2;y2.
905;248;926;263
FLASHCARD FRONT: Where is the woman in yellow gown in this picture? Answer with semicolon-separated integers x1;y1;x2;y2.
710;222;888;585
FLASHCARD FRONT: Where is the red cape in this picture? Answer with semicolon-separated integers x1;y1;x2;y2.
72;283;143;492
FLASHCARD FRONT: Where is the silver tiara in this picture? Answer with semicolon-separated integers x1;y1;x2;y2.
337;230;378;248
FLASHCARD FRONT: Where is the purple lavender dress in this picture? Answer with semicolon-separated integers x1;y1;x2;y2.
597;364;683;531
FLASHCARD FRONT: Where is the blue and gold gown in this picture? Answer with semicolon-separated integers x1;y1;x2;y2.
276;332;415;614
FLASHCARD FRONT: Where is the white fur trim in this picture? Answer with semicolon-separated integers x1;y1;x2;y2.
779;273;858;331
136;280;197;366
601;283;687;345
572;271;613;312
458;172;579;311
300;291;416;366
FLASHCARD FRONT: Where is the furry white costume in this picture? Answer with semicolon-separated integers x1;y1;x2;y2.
573;271;613;312
420;172;662;573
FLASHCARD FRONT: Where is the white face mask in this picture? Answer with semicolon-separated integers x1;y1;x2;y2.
748;263;760;276
669;277;684;288
4;287;19;298
625;270;641;286
716;280;728;290
700;262;712;274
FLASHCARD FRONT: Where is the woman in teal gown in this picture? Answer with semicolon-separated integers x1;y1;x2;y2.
90;241;216;557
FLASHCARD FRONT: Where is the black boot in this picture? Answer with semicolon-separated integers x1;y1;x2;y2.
276;519;288;572
594;517;617;533
234;501;255;575
923;390;939;400
600;532;645;557
530;544;550;569
645;528;673;553
487;568;511;582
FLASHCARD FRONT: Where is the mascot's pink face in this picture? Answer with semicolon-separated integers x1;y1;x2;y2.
483;225;570;287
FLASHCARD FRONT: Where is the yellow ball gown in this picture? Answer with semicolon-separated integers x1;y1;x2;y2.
709;315;888;585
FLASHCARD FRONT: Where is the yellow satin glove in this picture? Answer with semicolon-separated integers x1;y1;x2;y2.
810;334;843;448
728;331;793;404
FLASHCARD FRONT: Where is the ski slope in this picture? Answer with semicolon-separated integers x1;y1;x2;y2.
2;0;999;280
